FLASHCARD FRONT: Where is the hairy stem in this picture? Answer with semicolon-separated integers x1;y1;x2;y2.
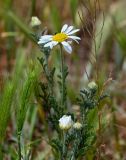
60;44;65;109
62;131;66;160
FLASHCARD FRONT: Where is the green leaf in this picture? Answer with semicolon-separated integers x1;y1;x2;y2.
0;51;25;143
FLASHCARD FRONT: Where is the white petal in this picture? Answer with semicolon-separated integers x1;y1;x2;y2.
62;41;72;54
61;24;68;33
38;35;52;44
69;35;81;40
38;39;51;44
68;35;81;43
72;39;79;43
65;26;74;34
52;41;58;47
67;29;80;35
44;42;53;48
39;35;52;40
44;41;58;49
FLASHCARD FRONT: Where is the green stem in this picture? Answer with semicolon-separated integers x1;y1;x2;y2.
60;44;65;109
62;131;66;160
17;131;22;160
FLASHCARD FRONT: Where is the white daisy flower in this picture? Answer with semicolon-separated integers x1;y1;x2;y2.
59;115;73;130
38;24;81;54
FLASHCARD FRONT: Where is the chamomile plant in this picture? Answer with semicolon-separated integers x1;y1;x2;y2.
36;23;109;159
38;24;81;54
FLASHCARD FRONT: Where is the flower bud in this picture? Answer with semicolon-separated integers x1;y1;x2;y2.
73;122;82;130
59;115;73;130
30;16;41;27
88;81;98;90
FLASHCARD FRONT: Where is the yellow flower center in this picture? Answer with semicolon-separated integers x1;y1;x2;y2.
52;33;68;42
